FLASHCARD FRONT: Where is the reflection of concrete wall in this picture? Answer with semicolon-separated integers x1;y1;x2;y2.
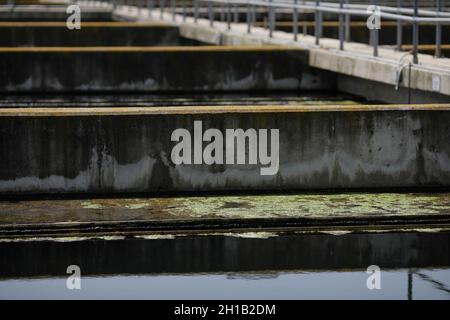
0;24;200;47
0;231;449;278
0;47;329;92
1;106;449;194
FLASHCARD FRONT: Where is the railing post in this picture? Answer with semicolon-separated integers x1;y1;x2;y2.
147;0;154;17
234;4;239;23
247;2;251;33
194;0;199;23
182;0;186;21
268;0;274;38
436;0;442;57
302;0;307;36
412;0;419;64
252;4;256;29
293;0;299;41
170;0;174;21
208;1;214;26
159;0;164;19
396;0;402;51
345;0;350;41
339;0;344;50
227;0;231;30
315;0;322;45
372;0;379;57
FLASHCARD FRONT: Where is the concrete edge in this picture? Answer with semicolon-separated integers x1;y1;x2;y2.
1;104;450;116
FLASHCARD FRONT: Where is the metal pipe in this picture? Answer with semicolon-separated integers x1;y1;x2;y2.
293;0;299;41
209;2;214;26
372;0;379;57
247;3;251;33
397;0;402;51
345;0;350;41
227;0;231;30
269;0;276;38
412;0;419;64
315;0;321;45
195;0;199;23
436;0;442;57
204;0;450;24
339;0;344;50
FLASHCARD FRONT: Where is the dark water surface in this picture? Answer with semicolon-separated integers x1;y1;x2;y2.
0;231;449;299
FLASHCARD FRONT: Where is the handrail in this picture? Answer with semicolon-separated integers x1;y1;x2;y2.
89;0;450;63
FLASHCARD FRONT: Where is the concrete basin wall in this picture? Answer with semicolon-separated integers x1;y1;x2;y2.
0;22;200;46
0;105;449;195
0;46;332;92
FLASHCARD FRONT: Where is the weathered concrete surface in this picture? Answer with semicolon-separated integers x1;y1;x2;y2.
0;104;449;194
0;22;201;46
0;46;332;92
112;4;450;103
0;5;113;21
337;74;450;104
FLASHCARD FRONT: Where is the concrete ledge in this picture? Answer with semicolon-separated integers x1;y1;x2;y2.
1;104;450;194
1;104;449;116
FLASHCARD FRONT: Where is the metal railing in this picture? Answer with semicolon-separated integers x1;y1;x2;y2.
88;0;450;63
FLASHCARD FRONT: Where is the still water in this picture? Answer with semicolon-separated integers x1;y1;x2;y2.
0;231;449;299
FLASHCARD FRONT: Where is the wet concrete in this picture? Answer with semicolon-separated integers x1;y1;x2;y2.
0;105;449;194
0;46;331;92
0;22;202;46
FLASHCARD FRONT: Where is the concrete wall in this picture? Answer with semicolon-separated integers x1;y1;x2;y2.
0;47;333;92
0;5;113;21
0;23;201;46
0;105;449;195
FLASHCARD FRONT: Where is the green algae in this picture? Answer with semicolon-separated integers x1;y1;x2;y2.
165;193;450;219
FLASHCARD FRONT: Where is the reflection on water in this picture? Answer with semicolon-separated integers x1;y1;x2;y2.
1;231;449;299
2;269;450;300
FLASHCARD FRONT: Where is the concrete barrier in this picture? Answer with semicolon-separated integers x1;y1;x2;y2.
0;104;449;195
0;46;332;92
0;22;200;46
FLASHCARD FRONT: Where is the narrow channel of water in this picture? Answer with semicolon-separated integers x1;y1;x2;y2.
1;231;449;299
